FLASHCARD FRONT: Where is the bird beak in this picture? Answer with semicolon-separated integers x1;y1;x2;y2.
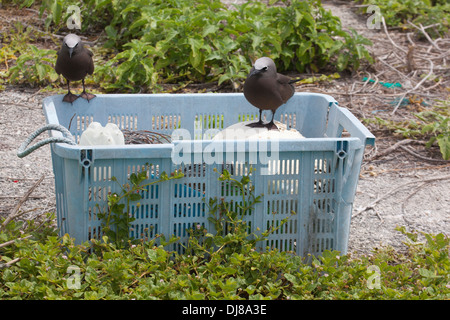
249;68;262;77
68;47;74;58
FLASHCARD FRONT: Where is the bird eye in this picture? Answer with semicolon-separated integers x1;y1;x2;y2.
262;66;268;71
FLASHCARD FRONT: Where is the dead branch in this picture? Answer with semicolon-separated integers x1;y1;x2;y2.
367;139;415;161
353;174;450;217
392;57;434;114
406;20;442;52
399;145;450;163
0;235;32;249
362;163;450;176
401;182;427;216
381;16;408;55
0;257;22;269
0;175;45;231
378;57;411;83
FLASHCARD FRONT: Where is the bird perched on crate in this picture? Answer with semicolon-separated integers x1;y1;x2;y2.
55;33;95;103
243;57;301;130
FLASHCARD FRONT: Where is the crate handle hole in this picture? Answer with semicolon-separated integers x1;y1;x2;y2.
337;150;347;159
82;159;92;168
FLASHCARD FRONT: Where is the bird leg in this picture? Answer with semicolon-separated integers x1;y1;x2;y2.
79;79;96;102
246;110;266;128
265;111;279;131
62;81;79;103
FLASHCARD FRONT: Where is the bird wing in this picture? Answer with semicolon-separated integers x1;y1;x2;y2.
55;50;62;75
86;49;94;75
277;74;295;103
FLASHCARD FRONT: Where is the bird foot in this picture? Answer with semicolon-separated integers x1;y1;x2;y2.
79;92;96;102
246;121;265;128
265;122;279;131
62;92;79;103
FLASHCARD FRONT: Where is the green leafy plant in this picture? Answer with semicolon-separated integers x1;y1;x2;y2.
8;45;58;86
1;172;449;299
358;0;449;38
0;21;59;87
6;0;113;32
96;164;184;248
8;0;373;91
185;167;294;257
94;40;160;92
364;99;450;160
93;0;372;91
411;109;449;160
2;211;449;299
298;72;341;84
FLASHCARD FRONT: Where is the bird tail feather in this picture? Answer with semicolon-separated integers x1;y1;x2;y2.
289;78;302;84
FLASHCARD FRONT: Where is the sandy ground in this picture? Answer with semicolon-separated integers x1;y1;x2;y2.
321;0;449;255
0;0;449;256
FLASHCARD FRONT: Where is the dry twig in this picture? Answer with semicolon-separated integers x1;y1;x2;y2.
0;257;21;269
401;182;427;216
362;163;450;176
122;129;172;144
381;16;408;55
392;58;434;114
0;235;32;249
399;145;450;163
406;20;442;52
353;174;450;217
367;139;415;161
1;175;45;231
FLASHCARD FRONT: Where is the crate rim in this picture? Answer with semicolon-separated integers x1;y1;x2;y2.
43;91;339;104
43;92;375;161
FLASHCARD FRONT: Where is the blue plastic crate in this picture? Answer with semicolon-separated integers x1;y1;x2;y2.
43;92;374;256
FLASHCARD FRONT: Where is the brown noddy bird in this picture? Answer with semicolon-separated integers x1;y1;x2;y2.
55;34;95;103
243;57;300;130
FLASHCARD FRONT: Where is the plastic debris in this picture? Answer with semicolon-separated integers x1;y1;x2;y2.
363;77;402;88
79;122;125;146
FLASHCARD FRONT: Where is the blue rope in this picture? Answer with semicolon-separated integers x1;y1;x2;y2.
17;124;76;158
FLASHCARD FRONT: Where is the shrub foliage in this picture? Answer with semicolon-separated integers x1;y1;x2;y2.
1;170;449;300
3;0;373;91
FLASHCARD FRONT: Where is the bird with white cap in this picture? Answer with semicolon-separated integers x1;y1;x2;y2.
55;33;95;103
243;57;301;130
